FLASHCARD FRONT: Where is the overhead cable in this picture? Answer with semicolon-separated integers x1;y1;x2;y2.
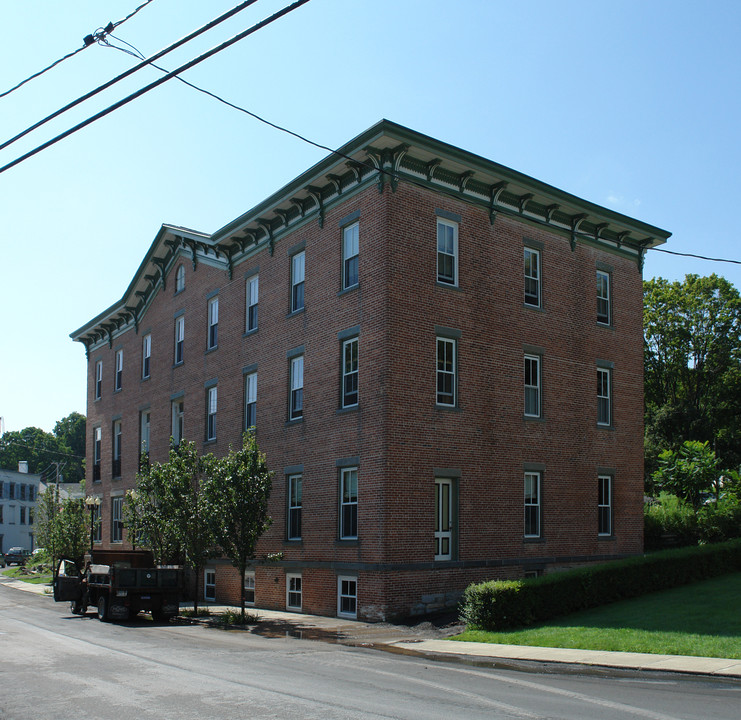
0;0;310;176
0;0;156;100
0;0;261;153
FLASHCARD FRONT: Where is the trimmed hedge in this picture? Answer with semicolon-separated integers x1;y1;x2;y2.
460;539;741;631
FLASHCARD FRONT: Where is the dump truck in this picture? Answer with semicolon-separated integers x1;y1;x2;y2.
53;550;182;622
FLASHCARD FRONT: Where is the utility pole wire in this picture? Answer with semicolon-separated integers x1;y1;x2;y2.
0;0;310;176
0;0;156;100
0;0;261;153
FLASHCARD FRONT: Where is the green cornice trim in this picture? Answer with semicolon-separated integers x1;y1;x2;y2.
72;119;670;349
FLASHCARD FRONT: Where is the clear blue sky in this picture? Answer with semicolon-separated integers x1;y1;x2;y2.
1;0;740;434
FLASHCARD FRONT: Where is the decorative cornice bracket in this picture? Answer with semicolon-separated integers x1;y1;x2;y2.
306;186;325;229
570;214;588;251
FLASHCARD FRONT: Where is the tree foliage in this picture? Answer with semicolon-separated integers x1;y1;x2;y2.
644;274;741;478
35;484;89;565
127;437;273;614
205;433;273;620
652;440;723;510
0;413;86;482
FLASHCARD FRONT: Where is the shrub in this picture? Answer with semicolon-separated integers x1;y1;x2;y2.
644;493;698;549
460;539;741;631
698;496;741;543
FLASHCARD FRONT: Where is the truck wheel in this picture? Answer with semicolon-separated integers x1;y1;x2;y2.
97;596;108;622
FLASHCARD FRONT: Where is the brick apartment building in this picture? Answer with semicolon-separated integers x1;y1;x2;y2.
71;120;670;620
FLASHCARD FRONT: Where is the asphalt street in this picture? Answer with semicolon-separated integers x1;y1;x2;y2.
1;581;740;720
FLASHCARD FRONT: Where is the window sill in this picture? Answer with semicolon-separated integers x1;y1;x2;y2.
436;404;462;413
243;328;258;338
524;415;546;423
598;534;616;541
141;376;150;383
338;284;359;297
286;417;303;426
283;539;303;546
597;423;614;431
523;536;545;544
286;308;305;319
597;321;614;330
113;388;122;395
335;539;359;547
336;405;359;415
435;281;461;291
173;361;184;369
523;302;545;312
205;346;218;355
204;439;217;446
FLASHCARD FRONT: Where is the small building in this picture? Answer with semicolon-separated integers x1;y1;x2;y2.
0;463;42;553
70;120;670;620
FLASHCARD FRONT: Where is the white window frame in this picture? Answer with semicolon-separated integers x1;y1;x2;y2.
174;316;185;365
139;410;150;456
171;399;184;446
597;270;611;325
246;275;259;332
287;474;302;540
207;297;219;350
524;471;541;538
95;360;103;400
339;467;358;540
111;496;123;543
597;367;612;426
436;337;456;407
337;576;357;619
286;573;302;610
291;250;305;312
524;354;541;418
206;386;217;441
342;337;359;408
91;502;102;543
436;219;458;286
114;349;123;391
524;247;541;307
142;334;151;379
434;478;453;561
175;264;185;293
93;426;102;480
244;571;256;605
204;569;216;602
598;475;613;536
244;372;257;430
290;355;304;420
343;222;359;290
112;420;122;477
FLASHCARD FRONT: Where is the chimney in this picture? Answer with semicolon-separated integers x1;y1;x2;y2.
18;461;28;474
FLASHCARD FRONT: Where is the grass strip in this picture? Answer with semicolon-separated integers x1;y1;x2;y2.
453;572;741;659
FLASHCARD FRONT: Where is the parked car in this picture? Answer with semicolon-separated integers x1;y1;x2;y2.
4;547;30;566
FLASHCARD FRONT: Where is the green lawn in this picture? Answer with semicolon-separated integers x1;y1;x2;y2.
1;566;52;585
453;572;741;659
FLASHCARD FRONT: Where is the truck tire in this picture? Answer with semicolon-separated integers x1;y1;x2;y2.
97;596;108;622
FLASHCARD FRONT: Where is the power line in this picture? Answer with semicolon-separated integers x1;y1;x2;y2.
89;43;741;269
651;247;741;266
0;0;261;153
1;437;85;461
0;0;156;100
0;0;310;176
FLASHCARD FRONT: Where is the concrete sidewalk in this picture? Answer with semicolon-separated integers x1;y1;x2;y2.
4;575;740;679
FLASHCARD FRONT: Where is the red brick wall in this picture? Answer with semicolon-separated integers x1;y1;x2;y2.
84;176;645;620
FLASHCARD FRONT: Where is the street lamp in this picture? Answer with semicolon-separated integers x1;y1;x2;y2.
85;496;101;555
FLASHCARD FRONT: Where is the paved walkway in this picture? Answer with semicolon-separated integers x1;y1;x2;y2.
4;575;740;679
